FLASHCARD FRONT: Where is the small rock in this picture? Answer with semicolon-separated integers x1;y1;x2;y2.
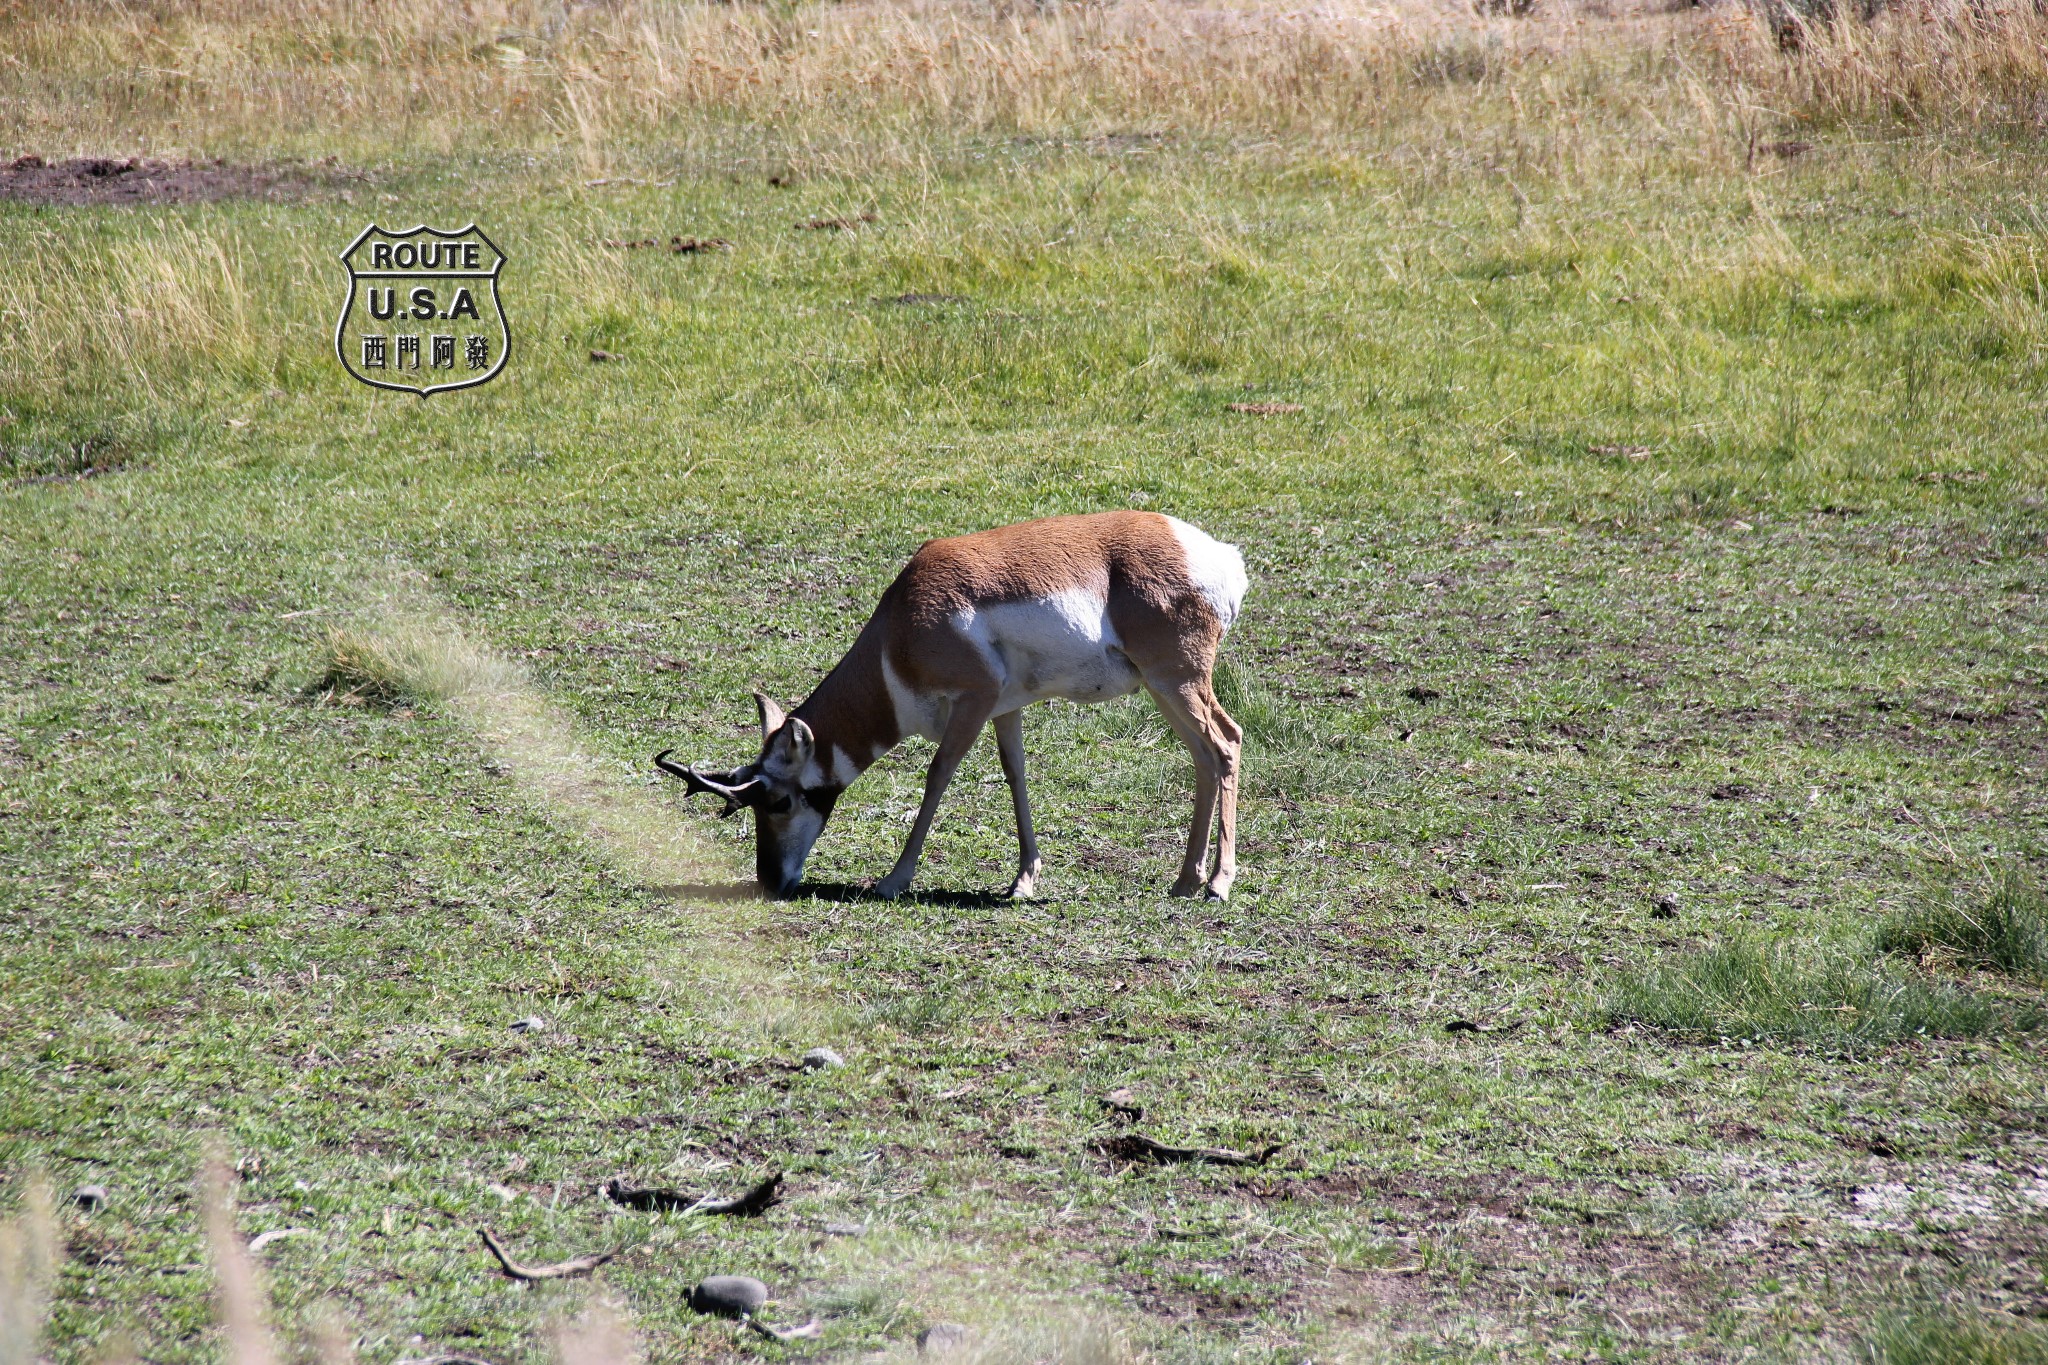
72;1184;108;1211
801;1046;844;1072
690;1274;770;1318
509;1015;547;1033
1099;1088;1143;1122
588;349;618;362
1449;886;1473;908
1651;896;1679;920
821;1220;866;1237
919;1323;976;1356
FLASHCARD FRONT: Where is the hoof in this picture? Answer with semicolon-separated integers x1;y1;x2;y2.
1205;872;1235;902
1168;874;1205;899
871;874;911;901
1007;859;1044;901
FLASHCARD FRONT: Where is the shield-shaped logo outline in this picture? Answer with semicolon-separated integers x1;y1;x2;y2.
335;223;510;397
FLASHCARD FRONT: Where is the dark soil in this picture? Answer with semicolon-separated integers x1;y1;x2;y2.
0;155;334;206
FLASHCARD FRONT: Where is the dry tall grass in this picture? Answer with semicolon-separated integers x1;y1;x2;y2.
0;1180;55;1365
3;0;2042;166
200;1148;279;1365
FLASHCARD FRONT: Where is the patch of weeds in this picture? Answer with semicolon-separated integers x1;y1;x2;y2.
810;1279;909;1332
1856;1310;2048;1365
1213;656;1313;750
957;1318;1136;1365
1637;1185;1750;1238
1;429;131;485
1609;937;2033;1050
1877;876;2048;983
1213;656;1333;800
1322;1222;1407;1271
859;988;962;1037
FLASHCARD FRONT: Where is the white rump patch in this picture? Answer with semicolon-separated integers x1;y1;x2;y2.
1165;516;1248;631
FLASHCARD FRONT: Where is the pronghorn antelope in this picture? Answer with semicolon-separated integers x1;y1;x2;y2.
656;511;1248;901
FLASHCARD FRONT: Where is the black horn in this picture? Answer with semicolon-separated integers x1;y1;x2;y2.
653;749;765;817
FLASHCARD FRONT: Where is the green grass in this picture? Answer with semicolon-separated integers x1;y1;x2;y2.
1857;1311;2048;1365
1608;937;2035;1050
3;25;2048;1363
1879;878;2048;983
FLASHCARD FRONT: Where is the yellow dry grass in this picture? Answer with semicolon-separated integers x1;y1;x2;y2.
2;0;2041;167
0;1179;54;1365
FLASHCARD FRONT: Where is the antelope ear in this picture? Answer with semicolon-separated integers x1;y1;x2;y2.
754;691;787;737
771;716;815;767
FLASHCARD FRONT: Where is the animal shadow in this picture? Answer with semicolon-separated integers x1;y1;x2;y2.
798;880;1012;909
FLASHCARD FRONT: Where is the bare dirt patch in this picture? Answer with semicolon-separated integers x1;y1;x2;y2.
0;155;332;206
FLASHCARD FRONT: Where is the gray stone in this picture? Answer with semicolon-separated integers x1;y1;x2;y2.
690;1274;770;1318
919;1323;975;1356
72;1184;107;1211
822;1220;866;1237
801;1046;844;1072
509;1015;548;1033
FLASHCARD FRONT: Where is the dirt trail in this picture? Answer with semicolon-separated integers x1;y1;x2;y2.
0;155;334;206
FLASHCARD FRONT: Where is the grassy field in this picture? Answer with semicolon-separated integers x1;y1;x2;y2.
2;0;2046;1360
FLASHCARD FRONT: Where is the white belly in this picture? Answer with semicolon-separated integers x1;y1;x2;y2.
967;591;1142;714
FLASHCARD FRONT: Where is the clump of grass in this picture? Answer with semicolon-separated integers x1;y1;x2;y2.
303;626;431;708
1856;1310;2048;1365
1212;656;1315;752
1213;655;1334;801
303;612;519;709
1610;937;2032;1050
1877;876;2048;983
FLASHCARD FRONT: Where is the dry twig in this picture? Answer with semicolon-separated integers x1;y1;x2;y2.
476;1228;617;1281
599;1171;782;1215
1093;1134;1283;1167
745;1317;823;1341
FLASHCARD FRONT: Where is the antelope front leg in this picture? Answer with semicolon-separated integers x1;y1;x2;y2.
991;709;1043;899
873;697;996;901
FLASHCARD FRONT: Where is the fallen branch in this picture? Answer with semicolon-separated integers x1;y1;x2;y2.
599;1171;783;1215
477;1228;617;1281
247;1227;312;1253
1093;1134;1283;1167
745;1317;823;1341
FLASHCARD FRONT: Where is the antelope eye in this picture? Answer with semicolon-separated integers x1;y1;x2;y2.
767;795;795;815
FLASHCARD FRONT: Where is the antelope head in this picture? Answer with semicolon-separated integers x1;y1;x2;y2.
655;692;840;898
